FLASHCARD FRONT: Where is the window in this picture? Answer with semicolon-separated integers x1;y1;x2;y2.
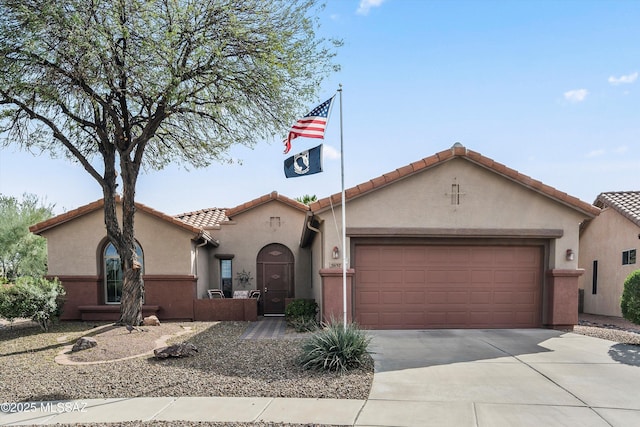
622;249;637;265
592;260;598;295
221;259;233;298
451;184;461;205
104;242;144;304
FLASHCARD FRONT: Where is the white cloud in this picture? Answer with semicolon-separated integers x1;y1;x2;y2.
323;144;341;160
357;0;385;15
608;72;638;85
586;149;605;158
564;89;588;103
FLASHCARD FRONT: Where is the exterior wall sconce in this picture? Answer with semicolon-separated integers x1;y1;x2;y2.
566;249;575;261
332;246;340;259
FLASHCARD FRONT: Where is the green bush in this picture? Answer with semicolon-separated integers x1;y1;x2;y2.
298;321;371;373
285;299;318;332
0;277;65;331
621;270;640;325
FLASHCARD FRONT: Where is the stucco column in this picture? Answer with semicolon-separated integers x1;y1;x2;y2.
319;268;355;324
545;269;584;330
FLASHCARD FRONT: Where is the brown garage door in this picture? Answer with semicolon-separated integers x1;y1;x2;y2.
355;245;543;329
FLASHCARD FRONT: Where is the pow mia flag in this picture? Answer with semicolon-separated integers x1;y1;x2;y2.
284;144;323;178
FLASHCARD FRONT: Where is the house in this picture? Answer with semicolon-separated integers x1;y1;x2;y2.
30;144;599;329
578;192;640;317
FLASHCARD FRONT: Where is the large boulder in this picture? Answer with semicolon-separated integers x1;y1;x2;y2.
72;336;97;352
143;315;160;326
154;342;198;359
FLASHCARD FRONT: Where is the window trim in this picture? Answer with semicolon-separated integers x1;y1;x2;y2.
622;249;637;266
103;242;144;304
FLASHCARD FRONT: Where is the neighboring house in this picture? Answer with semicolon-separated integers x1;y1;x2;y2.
578;192;640;317
31;144;599;329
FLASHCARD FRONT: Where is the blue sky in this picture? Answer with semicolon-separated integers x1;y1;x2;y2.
1;0;639;215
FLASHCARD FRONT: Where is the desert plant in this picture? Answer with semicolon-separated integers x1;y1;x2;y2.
285;299;318;331
0;276;65;331
298;321;371;373
621;270;640;324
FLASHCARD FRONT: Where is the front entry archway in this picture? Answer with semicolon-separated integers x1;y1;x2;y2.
257;243;294;315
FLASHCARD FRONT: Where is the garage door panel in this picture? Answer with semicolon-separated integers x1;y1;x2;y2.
404;291;425;303
355;244;542;329
405;270;426;283
427;291;448;303
471;270;493;283
358;270;380;285
470;291;492;304
358;291;380;305
380;270;403;283
405;247;427;264
381;291;403;304
447;292;469;304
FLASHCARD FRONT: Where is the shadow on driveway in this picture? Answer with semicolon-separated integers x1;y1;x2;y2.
367;329;563;372
609;343;640;367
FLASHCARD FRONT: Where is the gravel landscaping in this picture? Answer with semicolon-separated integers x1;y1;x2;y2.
2;315;639;427
0;321;374;403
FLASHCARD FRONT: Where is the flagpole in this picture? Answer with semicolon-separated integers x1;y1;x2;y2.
338;84;347;329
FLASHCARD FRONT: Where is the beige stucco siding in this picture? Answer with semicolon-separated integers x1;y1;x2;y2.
42;207;195;276
579;208;640;317
213;201;311;298
315;158;587;270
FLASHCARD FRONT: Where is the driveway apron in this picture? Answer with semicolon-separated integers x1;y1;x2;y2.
359;329;640;427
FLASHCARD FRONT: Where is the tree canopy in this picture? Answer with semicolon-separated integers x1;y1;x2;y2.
0;194;54;282
0;0;340;324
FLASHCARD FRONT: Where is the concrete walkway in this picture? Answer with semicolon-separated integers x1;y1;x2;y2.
2;328;640;426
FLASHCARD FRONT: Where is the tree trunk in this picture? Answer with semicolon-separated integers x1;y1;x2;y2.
119;263;144;326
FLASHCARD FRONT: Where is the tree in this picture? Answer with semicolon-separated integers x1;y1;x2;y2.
295;194;318;205
0;194;54;282
0;0;339;325
621;270;640;325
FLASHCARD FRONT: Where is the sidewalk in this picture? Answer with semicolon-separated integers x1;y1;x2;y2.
0;396;367;425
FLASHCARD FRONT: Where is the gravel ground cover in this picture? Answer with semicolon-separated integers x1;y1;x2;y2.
2;316;639;427
0;321;373;403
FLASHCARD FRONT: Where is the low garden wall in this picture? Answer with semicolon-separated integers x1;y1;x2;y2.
193;298;257;321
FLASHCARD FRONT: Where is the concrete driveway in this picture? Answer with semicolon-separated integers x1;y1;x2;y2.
358;329;640;427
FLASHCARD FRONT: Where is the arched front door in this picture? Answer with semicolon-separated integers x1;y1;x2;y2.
257;243;294;315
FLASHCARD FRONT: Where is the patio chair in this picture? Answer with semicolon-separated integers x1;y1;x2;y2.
207;289;225;299
232;290;249;299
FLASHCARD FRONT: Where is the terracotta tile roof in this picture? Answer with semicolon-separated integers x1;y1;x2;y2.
309;143;600;217
175;208;229;229
30;196;205;236
595;191;640;227
225;191;309;218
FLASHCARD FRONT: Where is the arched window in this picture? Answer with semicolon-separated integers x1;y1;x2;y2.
104;242;144;304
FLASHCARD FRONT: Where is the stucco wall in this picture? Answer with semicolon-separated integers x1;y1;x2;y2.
42;206;195;276
211;201;311;299
579;207;640;317
314;158;588;271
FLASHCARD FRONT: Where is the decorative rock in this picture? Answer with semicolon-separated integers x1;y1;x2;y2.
71;337;97;352
153;342;198;359
143;315;160;326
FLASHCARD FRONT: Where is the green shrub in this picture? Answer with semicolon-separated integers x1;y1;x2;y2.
298;321;371;373
285;299;318;332
621;270;640;325
0;277;65;331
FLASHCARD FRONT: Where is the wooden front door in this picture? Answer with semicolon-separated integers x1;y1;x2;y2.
257;244;294;315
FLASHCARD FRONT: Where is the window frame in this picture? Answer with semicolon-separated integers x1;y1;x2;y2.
622;249;637;266
103;242;144;304
220;258;233;298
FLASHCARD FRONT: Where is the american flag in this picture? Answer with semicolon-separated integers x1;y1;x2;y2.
284;97;334;154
